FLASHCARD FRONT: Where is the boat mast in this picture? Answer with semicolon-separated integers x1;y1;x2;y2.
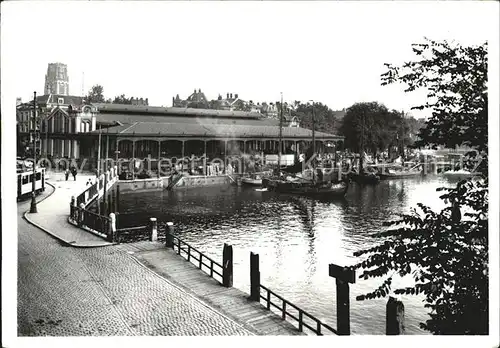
311;101;316;182
278;92;283;172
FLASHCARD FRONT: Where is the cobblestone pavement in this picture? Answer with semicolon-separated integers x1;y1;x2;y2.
18;197;253;336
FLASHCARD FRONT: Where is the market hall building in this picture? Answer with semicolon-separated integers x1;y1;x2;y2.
18;99;345;172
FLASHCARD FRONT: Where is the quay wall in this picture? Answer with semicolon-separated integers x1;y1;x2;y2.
118;177;166;194
174;175;234;189
117;174;239;193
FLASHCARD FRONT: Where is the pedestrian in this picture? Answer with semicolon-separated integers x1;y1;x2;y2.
71;167;77;181
65;168;70;181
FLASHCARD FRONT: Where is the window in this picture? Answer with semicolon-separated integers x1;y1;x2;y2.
36;172;41;181
22;175;29;185
29;174;34;183
58;98;64;104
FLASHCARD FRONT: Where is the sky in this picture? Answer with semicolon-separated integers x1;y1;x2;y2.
1;1;497;120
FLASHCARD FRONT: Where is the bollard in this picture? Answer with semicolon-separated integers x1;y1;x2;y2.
222;243;233;287
109;213;116;242
250;252;260;301
386;296;405;335
149;217;158;242
165;221;174;248
329;264;356;335
79;203;85;225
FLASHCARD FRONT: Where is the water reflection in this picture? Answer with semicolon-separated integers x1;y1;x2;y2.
112;176;459;334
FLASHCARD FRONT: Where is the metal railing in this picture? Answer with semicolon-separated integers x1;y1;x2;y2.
70;204;111;240
259;284;337;335
115;225;149;243
170;234;224;282
76;182;98;206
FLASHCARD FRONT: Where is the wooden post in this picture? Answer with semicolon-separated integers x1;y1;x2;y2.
222;243;233;287
250;252;260;301
386;296;405;335
329;264;356;335
109;213;116;242
165;221;174;248
149;217;158;242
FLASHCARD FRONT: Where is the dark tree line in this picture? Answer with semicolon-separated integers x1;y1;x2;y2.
84;85;146;105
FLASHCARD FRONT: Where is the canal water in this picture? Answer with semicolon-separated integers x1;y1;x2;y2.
112;176;459;335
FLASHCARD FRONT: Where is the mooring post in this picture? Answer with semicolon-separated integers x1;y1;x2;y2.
109;213;116;242
79;202;85;225
329;263;356;335
386;296;405;335
222;243;233;287
149;217;158;242
250;252;260;301
165;221;174;248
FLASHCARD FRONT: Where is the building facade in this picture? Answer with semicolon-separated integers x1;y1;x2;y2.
16;94;97;159
44;63;69;95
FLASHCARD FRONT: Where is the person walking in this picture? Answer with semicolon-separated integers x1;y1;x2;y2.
64;168;70;181
71;167;77;181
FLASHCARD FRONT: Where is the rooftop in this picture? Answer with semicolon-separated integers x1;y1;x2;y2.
92;103;263;119
90;121;343;140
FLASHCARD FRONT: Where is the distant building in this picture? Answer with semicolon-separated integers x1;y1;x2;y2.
130;97;149;106
16;94;93;159
173;89;209;108
44;63;69;95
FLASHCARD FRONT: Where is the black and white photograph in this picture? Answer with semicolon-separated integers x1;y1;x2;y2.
1;0;499;347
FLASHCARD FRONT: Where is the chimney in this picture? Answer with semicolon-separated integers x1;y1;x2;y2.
230;93;233;99
16;97;22;106
194;89;197;93
235;93;238;99
199;89;201;93
146;98;149;105
227;93;229;99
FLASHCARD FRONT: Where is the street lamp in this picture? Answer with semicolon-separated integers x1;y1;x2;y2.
30;91;38;213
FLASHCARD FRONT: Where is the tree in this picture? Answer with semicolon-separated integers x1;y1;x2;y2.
295;101;340;134
352;39;488;335
113;94;132;104
339;102;403;156
85;85;105;103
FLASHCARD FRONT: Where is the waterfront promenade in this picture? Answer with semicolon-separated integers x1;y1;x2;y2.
18;172;302;336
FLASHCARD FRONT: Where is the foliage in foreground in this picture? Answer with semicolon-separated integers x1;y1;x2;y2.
351;38;489;335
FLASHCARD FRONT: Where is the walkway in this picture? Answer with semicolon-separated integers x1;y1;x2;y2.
18;196;253;336
118;241;305;335
24;171;112;247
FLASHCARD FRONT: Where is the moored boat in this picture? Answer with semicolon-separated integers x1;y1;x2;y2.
241;173;263;186
350;172;380;184
442;169;479;180
378;167;422;179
